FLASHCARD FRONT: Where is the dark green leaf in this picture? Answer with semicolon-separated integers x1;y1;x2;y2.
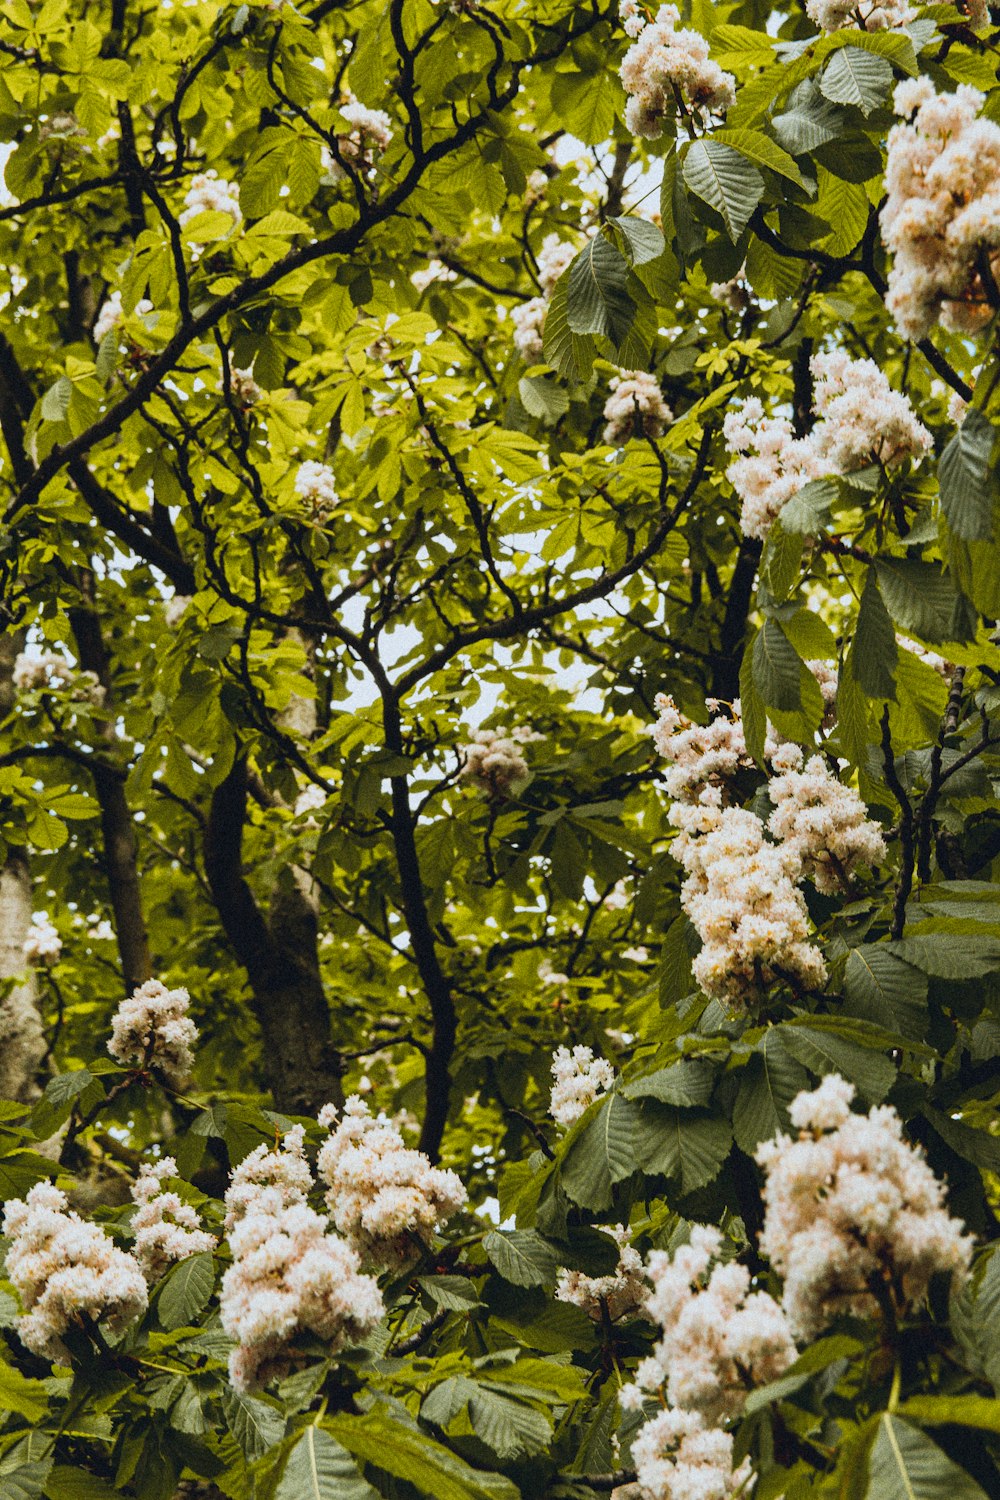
939;408;997;541
158;1251;215;1331
682;140;764;240
865;1413;988;1499
854;570;898;699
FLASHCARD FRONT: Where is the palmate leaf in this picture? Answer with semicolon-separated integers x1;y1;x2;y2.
865;1413;989;1499
324;1411;519;1500
854;568;898;699
566;235;636;344
682;139;764;240
939;408;998;541
275;1424;377;1500
158;1250;215;1331
819;46;893;116
752;618;802;711
482;1229;560;1288
732;1030;808;1154
843;945;928;1041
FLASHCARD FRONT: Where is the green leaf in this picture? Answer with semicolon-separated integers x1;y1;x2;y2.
482;1230;560;1288
820;46;893;116
518;375;569;423
158;1250;215;1330
542;272;597;380
682;140;764;240
740;633;767;763
854;570;898;699
843;946;927;1041
865;1412;989;1499
221;1386;286;1460
276;1425;377;1500
939;408;997;541
44;1469;117;1500
640;1109;733;1194
0;1464;52;1500
567;236;635;345
899;1395;1000;1434
624;1058;716;1107
779;477;836;535
753;618;802;710
924;1108;1000;1174
772;86;849;153
608;215;665;265
779;1022;895;1102
889;934;1000;979
324;1411;519;1500
732;1030;808;1154
40;377;71;424
875;557;975;645
0;1360;49;1421
711;128;805;185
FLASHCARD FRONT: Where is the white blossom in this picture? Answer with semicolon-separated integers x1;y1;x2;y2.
630;1405;754;1500
294;782;327;818
23;916;62;966
767;746;887;893
882;80;1000;339
316;1096;467;1268
13;651;74;693
603;371;673;445
620;5;736;139
556;1224;648;1322
756;1075;974;1340
550;1045;615;1128
107;978;198;1087
131;1157;216;1283
294;460;338;522
164;594;191;629
722;400;826;540
806;0;914;32
511;297;548;361
226;365;262;408
323;99;394;179
536;233;576;294
221;1127;382;1392
2;1182;147;1362
92;291;153;346
461;727;531;798
180;170;242;228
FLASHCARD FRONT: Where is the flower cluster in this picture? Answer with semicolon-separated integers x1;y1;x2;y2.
328;99;394;175
12;651;104;705
721;402;827;540
294;782;327;818
678;799;828;1005
710;265;752;313
316;1096;467;1269
723;352;930;537
131;1158;216;1284
511;235;577;360
220;1127;383;1391
806;0;913;31
767;744;887;894
164;594;191;629
653;697;829;1005
602;371;673;445
226;365;262;408
620;4;736;139
623;1226;796;1427
93;290;153;346
549;1045;616;1127
2;1182;148;1361
630;1408;752;1500
294;460;338;522
23;916;62;966
556;1224;648;1322
757;1075;974;1340
460;727;534;798
180;170;242;227
882;80;1000;339
107;978;198;1087
621;1225;791;1499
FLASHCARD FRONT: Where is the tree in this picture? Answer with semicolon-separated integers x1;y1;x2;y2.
1;0;1000;1495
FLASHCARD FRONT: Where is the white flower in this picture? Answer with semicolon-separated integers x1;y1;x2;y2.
316;1097;467;1269
536;233;576;294
766;748;887;893
294;460;338;522
2;1182;147;1362
12;651;74;693
93;290;153;346
806;0;914;31
556;1224;649;1321
322;98;394;180
131;1157;216;1283
461;727;532;798
180;169;242;228
603;371;673;445
164;594;191;629
630;1405;754;1500
757;1075;974;1339
512;297;548;361
294;782;327;818
882;81;1000;339
23;916;62;966
550;1045;615;1128
620;5;736;139
220;1128;382;1392
107;978;198;1087
722;401;826;541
